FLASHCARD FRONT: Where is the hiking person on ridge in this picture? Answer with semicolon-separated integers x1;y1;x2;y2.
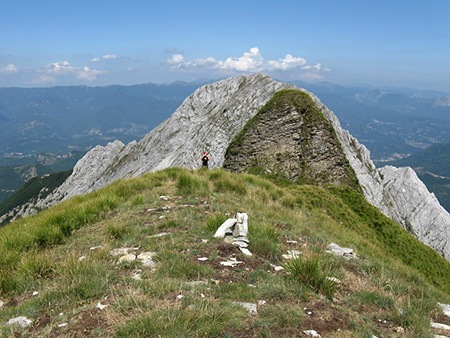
201;151;211;168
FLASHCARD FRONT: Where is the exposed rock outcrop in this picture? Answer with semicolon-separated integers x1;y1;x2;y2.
223;89;359;189
20;73;450;262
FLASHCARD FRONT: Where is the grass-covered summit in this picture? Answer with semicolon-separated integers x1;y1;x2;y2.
1;168;450;337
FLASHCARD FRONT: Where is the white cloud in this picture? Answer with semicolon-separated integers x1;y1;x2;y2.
302;63;330;72
167;54;184;64
0;64;19;73
44;61;103;81
77;66;103;81
91;54;118;62
103;54;118;60
166;47;330;79
47;61;76;74
217;47;263;72
267;54;306;71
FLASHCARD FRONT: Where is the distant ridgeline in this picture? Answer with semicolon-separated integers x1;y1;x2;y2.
3;74;450;264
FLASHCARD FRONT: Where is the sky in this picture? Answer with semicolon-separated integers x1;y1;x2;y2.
0;0;449;92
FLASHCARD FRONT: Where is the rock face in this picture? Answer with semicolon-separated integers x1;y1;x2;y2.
223;89;359;189
28;73;450;261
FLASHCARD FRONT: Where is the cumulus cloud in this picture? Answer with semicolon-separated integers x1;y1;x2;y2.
217;47;263;72
167;54;184;64
92;54;118;62
267;54;306;71
166;47;329;78
47;61;76;74
77;66;103;81
44;61;103;81
0;64;18;73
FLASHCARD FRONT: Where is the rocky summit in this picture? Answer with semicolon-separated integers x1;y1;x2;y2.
19;73;450;262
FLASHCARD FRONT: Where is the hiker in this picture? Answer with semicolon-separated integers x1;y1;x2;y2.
200;151;210;168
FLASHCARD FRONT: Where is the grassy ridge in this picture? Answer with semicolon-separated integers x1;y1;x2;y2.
0;168;449;337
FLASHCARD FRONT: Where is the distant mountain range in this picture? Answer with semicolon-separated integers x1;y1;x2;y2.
0;78;449;203
0;81;205;201
292;81;450;163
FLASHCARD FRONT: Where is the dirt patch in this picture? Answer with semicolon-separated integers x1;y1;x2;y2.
32;312;52;330
301;299;351;334
51;308;111;337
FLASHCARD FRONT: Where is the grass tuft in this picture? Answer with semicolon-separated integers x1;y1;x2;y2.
284;253;342;298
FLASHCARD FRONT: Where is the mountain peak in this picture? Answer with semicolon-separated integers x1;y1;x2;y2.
12;73;450;263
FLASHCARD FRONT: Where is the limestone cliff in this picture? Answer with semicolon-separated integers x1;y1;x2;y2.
21;73;450;261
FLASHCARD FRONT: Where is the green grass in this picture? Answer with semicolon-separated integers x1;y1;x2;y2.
284;253;342;299
0;167;449;337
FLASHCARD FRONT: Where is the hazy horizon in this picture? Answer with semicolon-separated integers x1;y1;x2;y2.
1;1;449;92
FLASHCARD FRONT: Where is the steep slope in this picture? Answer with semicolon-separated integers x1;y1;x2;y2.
18;73;450;262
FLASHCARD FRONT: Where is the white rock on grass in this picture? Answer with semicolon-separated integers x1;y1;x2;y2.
118;254;136;263
96;302;108;310
326;243;355;259
233;302;258;315
0;300;3;309
137;252;157;267
220;260;243;267
431;322;450;331
149;232;170;238
6;316;32;328
439;303;450;317
303;329;322;338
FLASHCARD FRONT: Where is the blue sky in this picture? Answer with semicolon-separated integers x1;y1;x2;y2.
1;0;449;91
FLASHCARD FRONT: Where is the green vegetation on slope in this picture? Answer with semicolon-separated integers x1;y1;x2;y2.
0;168;449;337
0;170;72;225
